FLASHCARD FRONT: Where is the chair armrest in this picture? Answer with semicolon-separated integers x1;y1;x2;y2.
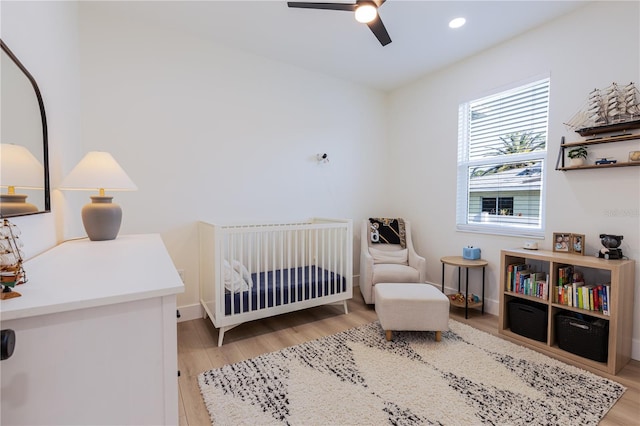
408;245;427;283
359;250;375;304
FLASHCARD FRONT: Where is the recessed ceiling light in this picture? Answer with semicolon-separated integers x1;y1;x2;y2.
449;17;466;29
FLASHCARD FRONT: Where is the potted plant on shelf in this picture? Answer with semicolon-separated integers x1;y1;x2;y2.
567;146;588;166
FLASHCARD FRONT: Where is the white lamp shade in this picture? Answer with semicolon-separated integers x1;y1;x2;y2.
0;143;45;189
60;151;137;192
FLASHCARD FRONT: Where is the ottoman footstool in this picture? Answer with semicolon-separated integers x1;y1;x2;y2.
374;283;450;341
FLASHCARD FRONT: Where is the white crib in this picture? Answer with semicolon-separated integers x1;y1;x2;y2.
199;218;353;346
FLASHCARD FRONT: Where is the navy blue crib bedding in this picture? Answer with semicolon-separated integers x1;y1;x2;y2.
224;265;346;315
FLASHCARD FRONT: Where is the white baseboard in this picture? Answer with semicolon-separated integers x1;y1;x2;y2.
176;303;203;323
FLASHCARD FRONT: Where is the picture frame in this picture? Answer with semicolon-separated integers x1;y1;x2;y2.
553;232;571;252
571;234;585;255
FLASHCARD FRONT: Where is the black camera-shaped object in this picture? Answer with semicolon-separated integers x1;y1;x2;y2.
597;234;623;259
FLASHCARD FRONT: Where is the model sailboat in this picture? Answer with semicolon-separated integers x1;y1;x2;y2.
565;82;640;137
0;219;26;300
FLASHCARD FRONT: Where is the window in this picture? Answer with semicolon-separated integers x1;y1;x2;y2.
456;77;549;237
481;197;514;215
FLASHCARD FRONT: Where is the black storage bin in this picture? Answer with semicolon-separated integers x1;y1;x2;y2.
556;313;609;362
508;300;548;342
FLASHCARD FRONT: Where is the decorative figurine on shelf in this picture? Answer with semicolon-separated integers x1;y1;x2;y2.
597;234;624;260
0;219;26;300
595;158;617;165
572;271;584;285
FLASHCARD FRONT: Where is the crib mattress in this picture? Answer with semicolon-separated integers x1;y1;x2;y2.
225;265;346;315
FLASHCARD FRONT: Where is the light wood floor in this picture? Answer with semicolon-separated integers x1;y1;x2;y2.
177;288;640;426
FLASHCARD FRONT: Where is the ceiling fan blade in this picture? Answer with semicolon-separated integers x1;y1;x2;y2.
287;2;356;12
367;15;392;46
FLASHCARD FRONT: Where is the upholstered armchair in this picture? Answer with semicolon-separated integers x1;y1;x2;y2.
359;219;427;304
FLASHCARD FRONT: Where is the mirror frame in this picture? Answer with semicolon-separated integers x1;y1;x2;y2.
1;39;50;216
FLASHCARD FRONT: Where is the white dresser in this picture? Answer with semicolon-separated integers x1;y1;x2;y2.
0;234;184;425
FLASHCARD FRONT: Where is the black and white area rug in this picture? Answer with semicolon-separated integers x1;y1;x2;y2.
198;320;625;425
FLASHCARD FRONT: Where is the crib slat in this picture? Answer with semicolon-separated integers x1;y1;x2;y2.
278;229;283;307
315;228;319;299
329;227;335;295
319;227;323;296
338;227;343;293
228;235;235;315
245;233;251;313
303;229;308;301
271;230;276;308
257;231;262;312
287;229;292;304
296;230;300;301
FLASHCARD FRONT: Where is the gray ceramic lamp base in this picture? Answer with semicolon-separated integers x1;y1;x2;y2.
82;196;122;241
0;194;39;216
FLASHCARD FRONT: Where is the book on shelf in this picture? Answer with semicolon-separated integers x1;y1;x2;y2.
517;270;531;294
506;263;547;300
533;272;548;300
554;281;611;315
556;284;572;306
582;286;589;310
582;284;597;311
507;263;528;292
589;286;596;311
596;285;603;312
602;284;610;316
573;281;584;308
557;265;574;287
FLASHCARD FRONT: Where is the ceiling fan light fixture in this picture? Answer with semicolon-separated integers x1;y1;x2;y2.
287;0;391;46
355;4;377;23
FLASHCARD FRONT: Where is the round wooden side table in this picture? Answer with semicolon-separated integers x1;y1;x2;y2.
440;256;488;319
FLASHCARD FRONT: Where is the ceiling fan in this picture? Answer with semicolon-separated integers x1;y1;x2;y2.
287;0;392;46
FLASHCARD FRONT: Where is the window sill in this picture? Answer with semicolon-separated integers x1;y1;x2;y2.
456;224;544;239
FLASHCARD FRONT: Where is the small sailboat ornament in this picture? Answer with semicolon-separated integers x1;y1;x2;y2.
565;82;640;137
0;219;27;300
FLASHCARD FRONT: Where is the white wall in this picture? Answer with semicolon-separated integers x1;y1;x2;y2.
387;1;640;358
1;1;82;256
76;4;390;311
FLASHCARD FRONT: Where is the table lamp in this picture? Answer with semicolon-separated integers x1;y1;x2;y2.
0;143;44;216
60;151;137;241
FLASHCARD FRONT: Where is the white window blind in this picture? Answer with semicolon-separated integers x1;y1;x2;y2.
456;78;549;237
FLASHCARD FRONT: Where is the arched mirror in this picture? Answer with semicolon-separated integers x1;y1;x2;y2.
0;39;50;217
